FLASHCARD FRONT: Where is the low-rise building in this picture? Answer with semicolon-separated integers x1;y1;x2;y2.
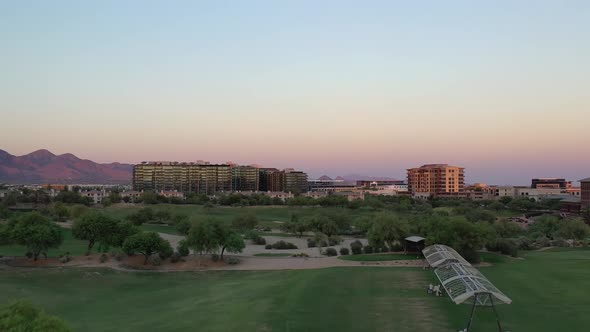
79;189;107;204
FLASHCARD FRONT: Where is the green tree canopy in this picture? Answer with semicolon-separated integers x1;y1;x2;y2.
122;232;172;264
72;212;120;255
9;213;63;260
0;300;71;332
367;213;409;250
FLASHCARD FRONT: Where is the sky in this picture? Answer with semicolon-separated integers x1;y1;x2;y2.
1;0;589;185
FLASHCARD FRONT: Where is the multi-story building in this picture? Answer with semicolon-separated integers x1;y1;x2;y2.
531;178;570;189
284;170;308;194
259;168;285;192
231;165;260;192
133;162;231;195
356;180;405;187
407;164;465;198
581;178;590;210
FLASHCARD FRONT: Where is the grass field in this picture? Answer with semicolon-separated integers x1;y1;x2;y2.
1;248;589;331
339;253;419;261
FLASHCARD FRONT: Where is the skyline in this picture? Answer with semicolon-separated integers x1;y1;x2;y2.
1;1;589;185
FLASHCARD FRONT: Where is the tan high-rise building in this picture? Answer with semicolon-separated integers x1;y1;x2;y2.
231;165;260;192
133;162;231;195
581;177;590;210
407;164;465;198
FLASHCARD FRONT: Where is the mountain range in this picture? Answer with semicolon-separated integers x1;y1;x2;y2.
0;149;133;184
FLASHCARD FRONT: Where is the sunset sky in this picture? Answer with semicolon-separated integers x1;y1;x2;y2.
1;1;589;185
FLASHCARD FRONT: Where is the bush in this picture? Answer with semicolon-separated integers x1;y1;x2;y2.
170;252;181;263
25;252;33;259
115;252;124;261
271;240;298;250
339;247;350;255
307;238;316;248
227;257;240;265
551;238;571;248
148;254;162;266
265;244;273;249
496;239;518;257
99;253;108;263
535;236;551;248
254;236;266;245
177;240;190;257
328;236;342;246
363;245;374;254
323;247;338;256
211;253;220;262
350;240;363;255
291;253;310;257
460;248;481;264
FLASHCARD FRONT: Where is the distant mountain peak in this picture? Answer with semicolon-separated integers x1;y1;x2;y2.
0;149;133;184
318;175;333;181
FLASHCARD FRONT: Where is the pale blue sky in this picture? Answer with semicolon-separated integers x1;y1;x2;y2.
1;1;589;184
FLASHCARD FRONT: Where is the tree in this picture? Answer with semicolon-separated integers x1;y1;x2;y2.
122;232;172;264
52;203;70;222
0;300;71;332
125;207;154;225
186;219;220;255
231;213;258;232
108;192;122;204
154;210;171;223
499;196;513;205
10;213;63;260
72;212;120;255
555;218;590;240
110;221;140;248
367;213;409;251
280;214;310;238
219;231;245;259
140;191;159;204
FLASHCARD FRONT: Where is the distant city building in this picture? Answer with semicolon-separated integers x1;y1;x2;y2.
231;165;260;192
133;162;231;195
356;180;405;187
79;189;107;204
581;178;590;210
284;170;308;194
308;176;356;192
531;178;570;189
259;168;285;192
407;164;465;198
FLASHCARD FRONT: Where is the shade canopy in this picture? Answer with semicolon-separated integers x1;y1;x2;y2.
422;244;471;268
434;263;512;305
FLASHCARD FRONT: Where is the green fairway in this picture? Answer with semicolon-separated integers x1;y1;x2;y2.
0;267;451;332
339;253;420;261
139;223;181;235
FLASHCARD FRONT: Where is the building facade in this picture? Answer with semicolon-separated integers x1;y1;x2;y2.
259;168;285;192
284;170;308;194
531;178;570;189
231;165;260;192
133;162;231;195
407;164;465;198
581;178;590;210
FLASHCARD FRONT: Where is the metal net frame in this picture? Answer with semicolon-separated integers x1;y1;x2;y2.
434;263;512;305
422;244;471;268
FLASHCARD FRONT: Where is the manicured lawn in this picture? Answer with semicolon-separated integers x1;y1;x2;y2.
0;248;588;331
253;253;292;257
339;253;421;261
139;223;181;235
0;267;451;332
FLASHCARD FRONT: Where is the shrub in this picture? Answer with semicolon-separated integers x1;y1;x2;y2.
328;236;342;246
115;252;124;261
59;255;70;264
251;234;266;245
170;252;181;263
25;252;33;259
492;238;519;257
460;248;481;264
99;253;108;263
535;236;551;248
177;240;190;257
350;240;363;255
271;240;298;250
551;238;571;248
291;253;309;257
227;257;240;265
307;238;317;248
265;244;272;249
211;253;220;262
363;245;374;254
323;247;338;256
148;254;162;266
390;242;403;252
339;247;350;255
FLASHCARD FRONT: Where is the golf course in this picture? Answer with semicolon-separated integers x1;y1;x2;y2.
1;248;588;331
